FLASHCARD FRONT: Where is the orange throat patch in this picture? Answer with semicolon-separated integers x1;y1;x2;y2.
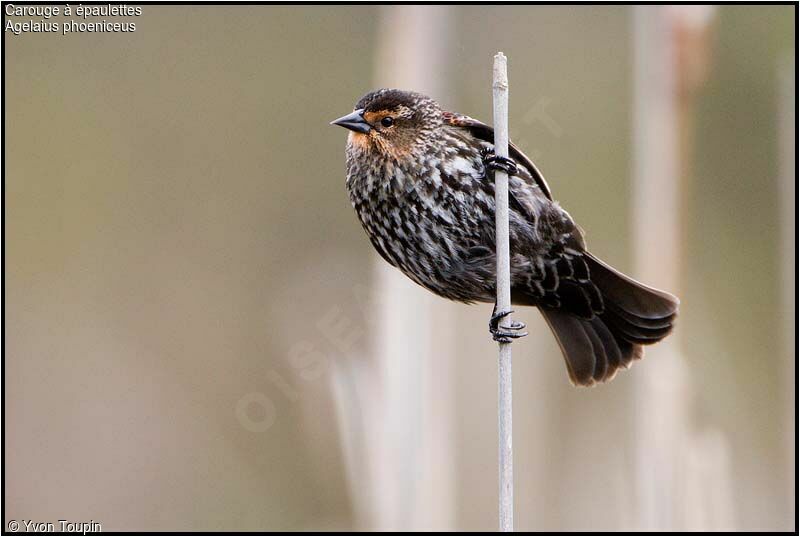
348;131;370;151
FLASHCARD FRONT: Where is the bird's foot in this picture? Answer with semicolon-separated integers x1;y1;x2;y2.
481;148;518;176
489;308;528;343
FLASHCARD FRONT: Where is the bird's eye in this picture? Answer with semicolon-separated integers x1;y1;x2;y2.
381;116;394;127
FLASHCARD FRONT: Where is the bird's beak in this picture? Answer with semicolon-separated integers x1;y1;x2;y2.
330;109;371;134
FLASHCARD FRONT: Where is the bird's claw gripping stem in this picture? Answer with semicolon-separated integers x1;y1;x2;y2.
490;308;528;343
481;148;518;176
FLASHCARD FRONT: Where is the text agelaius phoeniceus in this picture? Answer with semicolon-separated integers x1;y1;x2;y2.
332;89;678;386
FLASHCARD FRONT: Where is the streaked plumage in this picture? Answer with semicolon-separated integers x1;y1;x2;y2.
333;89;679;386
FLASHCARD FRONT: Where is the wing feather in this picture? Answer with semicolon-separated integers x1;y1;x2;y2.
443;111;554;201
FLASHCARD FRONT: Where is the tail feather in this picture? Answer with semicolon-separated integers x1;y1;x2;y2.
588;316;622;381
540;309;640;386
540;309;597;386
603;308;674;343
581;318;608;382
606;301;676;329
616;337;645;369
585;252;679;320
540;252;678;387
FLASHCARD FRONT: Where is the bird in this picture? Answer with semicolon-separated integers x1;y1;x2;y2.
331;88;679;387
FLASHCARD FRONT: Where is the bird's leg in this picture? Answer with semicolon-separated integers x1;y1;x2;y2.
481;147;518;176
489;302;528;343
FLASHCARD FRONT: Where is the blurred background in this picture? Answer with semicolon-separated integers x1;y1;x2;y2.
4;4;795;532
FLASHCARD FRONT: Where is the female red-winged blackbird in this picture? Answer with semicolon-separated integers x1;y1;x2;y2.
332;88;678;386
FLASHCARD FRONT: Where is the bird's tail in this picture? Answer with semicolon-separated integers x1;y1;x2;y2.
540;252;679;387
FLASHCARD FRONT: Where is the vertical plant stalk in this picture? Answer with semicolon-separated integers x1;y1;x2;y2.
493;51;514;533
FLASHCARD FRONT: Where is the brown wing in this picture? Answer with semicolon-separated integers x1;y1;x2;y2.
443;111;554;201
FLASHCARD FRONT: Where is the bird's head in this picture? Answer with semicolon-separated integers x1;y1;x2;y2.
331;89;442;161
